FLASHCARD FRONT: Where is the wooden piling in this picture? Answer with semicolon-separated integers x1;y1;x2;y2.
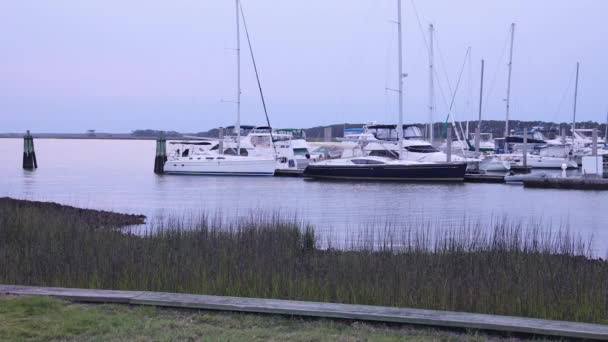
324;126;332;142
474;126;481;153
522;127;528;169
218;127;225;155
592;128;598;157
154;132;167;174
22;130;37;170
446;126;452;162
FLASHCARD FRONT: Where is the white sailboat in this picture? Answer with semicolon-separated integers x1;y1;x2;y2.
164;0;275;176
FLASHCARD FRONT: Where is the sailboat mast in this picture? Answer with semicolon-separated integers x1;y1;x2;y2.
504;23;515;137
235;0;241;155
397;0;404;160
428;24;435;144
572;62;580;142
476;59;485;153
478;60;485;125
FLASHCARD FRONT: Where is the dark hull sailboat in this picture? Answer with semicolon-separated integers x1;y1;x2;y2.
304;160;467;182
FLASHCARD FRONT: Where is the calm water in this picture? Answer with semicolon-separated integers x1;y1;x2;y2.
1;138;607;251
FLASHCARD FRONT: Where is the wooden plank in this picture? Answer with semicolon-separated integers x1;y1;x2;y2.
0;284;141;303
524;177;608;190
1;284;607;339
464;174;505;183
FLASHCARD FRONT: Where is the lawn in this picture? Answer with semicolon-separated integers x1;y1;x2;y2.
0;295;524;341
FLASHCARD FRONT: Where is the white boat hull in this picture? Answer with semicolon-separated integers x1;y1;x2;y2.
164;156;276;176
498;154;578;169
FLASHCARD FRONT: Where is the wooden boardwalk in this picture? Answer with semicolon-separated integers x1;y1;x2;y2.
1;284;607;340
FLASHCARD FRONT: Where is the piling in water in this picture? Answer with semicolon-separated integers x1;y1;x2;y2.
446;126;452;162
592;128;598;157
22;130;37;170
522;127;528;168
324;126;332;142
154;132;167;174
474;126;481;153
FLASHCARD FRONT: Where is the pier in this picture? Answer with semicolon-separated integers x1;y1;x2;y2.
1;285;607;340
524;177;608;190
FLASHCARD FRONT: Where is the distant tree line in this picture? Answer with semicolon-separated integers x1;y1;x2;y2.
134;120;607;140
305;120;608;140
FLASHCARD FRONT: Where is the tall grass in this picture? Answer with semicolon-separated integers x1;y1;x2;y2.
0;198;606;323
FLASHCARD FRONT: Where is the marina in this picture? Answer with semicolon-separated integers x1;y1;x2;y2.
1;137;607;251
2;0;608;338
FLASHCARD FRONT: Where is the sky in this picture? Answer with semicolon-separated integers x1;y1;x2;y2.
1;0;607;133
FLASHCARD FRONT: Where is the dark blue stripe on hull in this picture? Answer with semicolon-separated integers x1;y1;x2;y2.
303;163;467;181
164;171;274;176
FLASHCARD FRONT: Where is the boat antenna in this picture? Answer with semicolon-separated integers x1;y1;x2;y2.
504;23;515;137
235;0;241;156
239;2;277;155
572;62;580;143
397;0;405;160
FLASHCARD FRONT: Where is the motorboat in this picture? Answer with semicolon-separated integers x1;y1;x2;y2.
495;153;579;169
275;128;317;169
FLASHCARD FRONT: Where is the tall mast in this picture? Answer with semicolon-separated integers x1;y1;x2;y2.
428;24;435;144
572;62;580;142
478;60;485;125
476;59;485;153
235;0;241;155
397;0;404;159
504;23;515;137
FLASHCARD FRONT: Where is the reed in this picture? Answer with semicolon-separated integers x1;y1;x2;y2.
0;198;606;324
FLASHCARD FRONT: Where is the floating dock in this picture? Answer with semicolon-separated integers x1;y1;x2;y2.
524;177;608;190
274;169;305;177
510;165;532;173
1;285;607;340
464;173;505;183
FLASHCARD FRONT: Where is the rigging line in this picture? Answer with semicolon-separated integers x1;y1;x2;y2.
411;3;454;98
482;29;510;109
553;67;576;123
434;31;455;99
448;47;472;156
384;23;394;122
239;2;277;155
409;0;451;116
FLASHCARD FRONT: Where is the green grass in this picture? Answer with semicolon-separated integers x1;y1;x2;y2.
0;295;506;342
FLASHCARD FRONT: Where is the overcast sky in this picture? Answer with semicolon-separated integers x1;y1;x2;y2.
1;0;607;133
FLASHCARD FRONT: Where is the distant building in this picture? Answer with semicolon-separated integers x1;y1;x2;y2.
86;130;96;137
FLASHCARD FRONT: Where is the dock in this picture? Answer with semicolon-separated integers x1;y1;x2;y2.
1;284;607;339
524;177;608;190
464;173;505;183
510;165;532;173
274;169;305;177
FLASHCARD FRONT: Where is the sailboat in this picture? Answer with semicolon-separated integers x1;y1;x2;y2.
164;0;276;176
495;24;578;169
304;0;467;181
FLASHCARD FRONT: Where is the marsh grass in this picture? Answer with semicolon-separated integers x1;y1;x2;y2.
0;198;607;324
